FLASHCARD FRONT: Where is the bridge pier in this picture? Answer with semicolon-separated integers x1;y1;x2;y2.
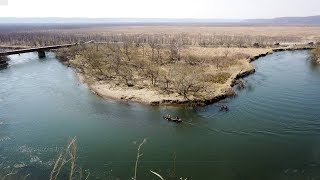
0;56;9;68
38;50;46;58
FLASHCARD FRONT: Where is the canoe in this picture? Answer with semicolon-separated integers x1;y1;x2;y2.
163;116;183;123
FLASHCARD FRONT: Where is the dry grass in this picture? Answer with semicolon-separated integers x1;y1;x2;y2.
48;137;185;180
3;24;319;48
132;138;147;180
50;137;89;180
62;26;320;40
201;72;231;84
184;47;272;57
150;170;165;180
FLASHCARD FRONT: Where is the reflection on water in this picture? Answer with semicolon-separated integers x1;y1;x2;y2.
0;51;320;179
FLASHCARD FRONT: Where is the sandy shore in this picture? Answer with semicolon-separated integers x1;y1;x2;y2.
86;61;254;106
77;46;313;106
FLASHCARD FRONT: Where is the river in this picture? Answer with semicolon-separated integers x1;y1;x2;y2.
1;51;320;179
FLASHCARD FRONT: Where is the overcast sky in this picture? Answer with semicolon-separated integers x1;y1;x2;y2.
0;0;319;19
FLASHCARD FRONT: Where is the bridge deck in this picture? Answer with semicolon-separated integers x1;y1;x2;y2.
0;43;75;56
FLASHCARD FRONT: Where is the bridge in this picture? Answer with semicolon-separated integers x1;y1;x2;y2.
0;43;77;67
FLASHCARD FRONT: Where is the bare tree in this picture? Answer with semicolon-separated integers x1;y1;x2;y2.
159;68;173;90
144;62;160;86
172;67;205;99
148;38;158;62
155;44;163;64
223;50;230;57
169;38;184;61
118;64;134;86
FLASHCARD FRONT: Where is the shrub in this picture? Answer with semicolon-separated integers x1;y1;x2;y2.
201;72;231;84
311;45;320;62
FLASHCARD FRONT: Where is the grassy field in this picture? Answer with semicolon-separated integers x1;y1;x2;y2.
68;25;320;38
1;25;319;47
59;25;320;45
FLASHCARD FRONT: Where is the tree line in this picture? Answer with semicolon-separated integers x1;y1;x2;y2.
0;26;301;48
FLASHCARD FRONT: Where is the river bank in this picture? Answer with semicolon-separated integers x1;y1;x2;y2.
2;48;320;179
66;46;314;107
310;45;320;64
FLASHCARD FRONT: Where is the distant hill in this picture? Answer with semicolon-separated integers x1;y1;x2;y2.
0;16;320;25
243;15;320;25
0;17;241;24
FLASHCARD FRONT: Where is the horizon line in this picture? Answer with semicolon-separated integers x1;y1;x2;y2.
0;14;320;20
